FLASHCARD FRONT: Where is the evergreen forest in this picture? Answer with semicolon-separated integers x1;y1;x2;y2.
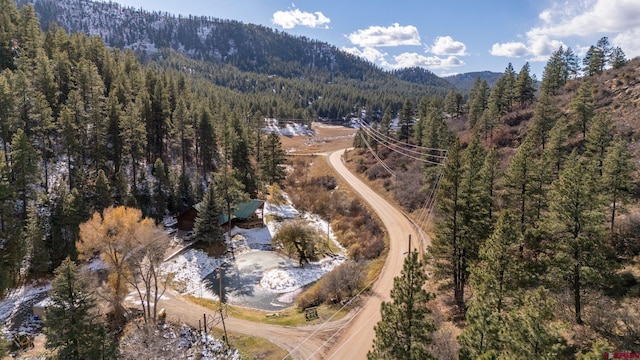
1;0;640;358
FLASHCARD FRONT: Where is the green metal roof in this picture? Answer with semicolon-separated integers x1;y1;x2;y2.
194;199;265;225
234;199;265;219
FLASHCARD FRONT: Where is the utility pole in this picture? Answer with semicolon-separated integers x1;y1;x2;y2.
408;234;411;254
218;267;230;349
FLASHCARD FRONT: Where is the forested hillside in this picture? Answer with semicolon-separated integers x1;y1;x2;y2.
354;39;640;358
17;0;454;121
0;0;298;297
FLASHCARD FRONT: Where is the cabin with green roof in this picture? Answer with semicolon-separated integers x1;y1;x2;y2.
176;199;265;231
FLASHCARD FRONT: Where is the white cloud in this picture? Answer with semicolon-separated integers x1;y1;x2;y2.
490;36;565;61
391;53;464;70
342;46;389;65
613;28;640;58
271;9;330;29
347;23;421;47
490;41;529;57
491;0;640;62
528;0;640;38
429;36;467;56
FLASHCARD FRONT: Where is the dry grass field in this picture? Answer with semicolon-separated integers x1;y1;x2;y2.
279;122;357;154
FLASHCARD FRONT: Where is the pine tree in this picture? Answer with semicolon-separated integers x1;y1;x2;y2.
44;258;115;360
467;78;489;129
602;138;634;237
380;107;392;136
230;118;257;196
515;62;535;108
583;46;604;77
92;169;112;214
570;81;595;139
151;158;168;224
260;131;286;185
399;99;413;143
9;128;41;219
609;47;626;69
529;90;560;151
120;100;147;192
25;202;49;276
0;0;19;71
503;140;539;254
196;107;218;179
585;112;614;177
500;288;565;359
547;151;609;324
194;183;224;245
430;139;466;309
368;250;436;360
459;211;521;359
459;295;502;360
0;74;15;164
540;47;568;95
444;90;463;118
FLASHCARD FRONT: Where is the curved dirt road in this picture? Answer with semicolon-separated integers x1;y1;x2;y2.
159;148;424;359
323;149;423;359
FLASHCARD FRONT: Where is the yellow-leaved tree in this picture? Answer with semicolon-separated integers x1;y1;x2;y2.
78;206;170;326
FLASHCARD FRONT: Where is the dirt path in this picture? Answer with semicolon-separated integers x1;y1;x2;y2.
161;148;425;359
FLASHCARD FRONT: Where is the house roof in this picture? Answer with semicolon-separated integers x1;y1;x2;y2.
193;199;265;225
234;199;265;219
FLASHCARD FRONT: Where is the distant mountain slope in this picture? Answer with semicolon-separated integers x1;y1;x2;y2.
20;0;450;94
444;71;502;92
392;67;454;90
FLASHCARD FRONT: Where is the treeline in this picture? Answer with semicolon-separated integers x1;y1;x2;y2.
0;1;287;296
359;39;637;357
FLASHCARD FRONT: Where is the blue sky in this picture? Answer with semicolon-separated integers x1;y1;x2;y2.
110;0;640;78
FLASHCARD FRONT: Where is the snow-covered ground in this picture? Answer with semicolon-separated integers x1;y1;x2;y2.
262;120;315;137
0;281;50;342
162;197;345;306
1;191;345;342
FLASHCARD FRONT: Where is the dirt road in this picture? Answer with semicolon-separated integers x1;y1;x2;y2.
157;289;352;359
322;149;423;359
160;148;424;359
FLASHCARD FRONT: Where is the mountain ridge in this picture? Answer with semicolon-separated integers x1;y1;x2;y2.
14;0;507;93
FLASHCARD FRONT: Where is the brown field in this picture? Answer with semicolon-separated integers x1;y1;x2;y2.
279;122;357;154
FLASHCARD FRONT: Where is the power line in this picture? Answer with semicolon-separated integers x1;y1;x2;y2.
359;126;444;166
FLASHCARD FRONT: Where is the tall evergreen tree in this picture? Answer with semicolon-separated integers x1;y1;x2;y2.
430;139;466;309
602;138;634;237
585;112;614;177
399;99;413;143
369;250;436;360
194;182;224;245
467;78;489;129
9;128;41;219
25;202;49;276
570;81;595;139
93;169;112;214
260;131;286;185
459;211;522;359
540;47;568;95
547;151;609;324
515;63;536;108
609;47;626;69
529;90;560;151
44;258;115;360
500;288;565;359
151;158;168;224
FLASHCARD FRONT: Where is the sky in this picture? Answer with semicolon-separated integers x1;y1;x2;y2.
108;0;640;78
